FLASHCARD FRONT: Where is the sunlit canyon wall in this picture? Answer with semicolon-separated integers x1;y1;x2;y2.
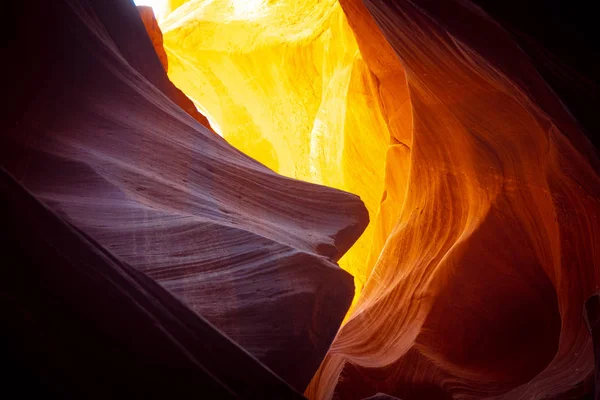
3;0;599;398
159;0;392;303
155;0;600;399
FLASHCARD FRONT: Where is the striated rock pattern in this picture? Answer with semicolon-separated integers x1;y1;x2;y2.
138;6;169;72
135;4;214;130
99;0;211;130
3;0;368;392
308;1;600;399
1;168;305;399
159;0;390;304
586;293;600;400
4;0;599;398
157;0;599;398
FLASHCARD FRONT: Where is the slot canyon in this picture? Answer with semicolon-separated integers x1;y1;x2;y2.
3;0;600;399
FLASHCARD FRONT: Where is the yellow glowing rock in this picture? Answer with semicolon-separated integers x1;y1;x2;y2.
153;1;600;398
307;1;600;399
165;0;188;15
160;0;389;300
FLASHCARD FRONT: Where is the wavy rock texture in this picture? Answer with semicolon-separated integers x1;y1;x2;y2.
3;0;369;392
5;0;599;398
155;0;600;399
159;0;390;303
1;168;305;399
586;293;600;400
100;0;212;130
309;1;600;399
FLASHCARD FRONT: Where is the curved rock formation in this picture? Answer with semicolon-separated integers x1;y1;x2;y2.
5;0;599;398
157;0;599;398
97;0;212;130
1;168;305;399
3;0;368;392
308;1;600;399
138;6;169;71
159;0;390;303
586;293;600;400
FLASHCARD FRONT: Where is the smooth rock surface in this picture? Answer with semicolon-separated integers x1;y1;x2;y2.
586;293;600;400
138;6;169;71
3;0;368;391
159;0;390;304
144;1;600;398
307;1;600;399
0;168;305;399
4;0;599;398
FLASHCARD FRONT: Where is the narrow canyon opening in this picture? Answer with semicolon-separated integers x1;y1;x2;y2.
4;0;599;399
136;0;401;312
134;1;597;398
134;0;595;397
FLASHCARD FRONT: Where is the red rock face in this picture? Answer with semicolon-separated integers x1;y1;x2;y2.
307;1;600;399
137;5;216;132
586;293;600;400
121;3;211;130
138;6;169;72
3;0;599;398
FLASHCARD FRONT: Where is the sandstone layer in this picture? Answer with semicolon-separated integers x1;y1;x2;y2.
3;0;368;392
157;1;600;399
309;1;600;399
138;6;169;71
159;0;391;303
3;0;599;398
1;168;305;399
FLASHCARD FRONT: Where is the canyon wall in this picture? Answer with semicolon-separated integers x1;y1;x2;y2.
3;0;599;398
310;1;600;399
1;168;305;399
159;0;600;399
3;0;368;392
159;0;391;303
